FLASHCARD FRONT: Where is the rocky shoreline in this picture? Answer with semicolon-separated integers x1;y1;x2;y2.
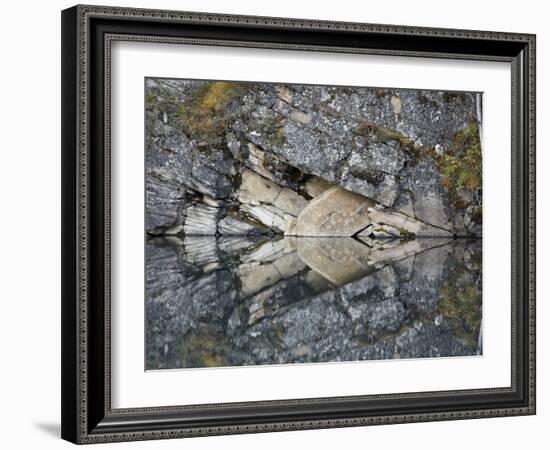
146;79;483;240
145;78;483;369
146;236;482;369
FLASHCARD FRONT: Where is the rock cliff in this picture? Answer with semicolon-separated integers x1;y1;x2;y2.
146;237;482;369
145;79;483;239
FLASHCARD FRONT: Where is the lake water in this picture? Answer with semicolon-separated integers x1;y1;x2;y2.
146;236;482;370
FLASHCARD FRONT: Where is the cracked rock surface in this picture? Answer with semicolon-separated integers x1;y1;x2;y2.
146;79;483;238
144;78;483;370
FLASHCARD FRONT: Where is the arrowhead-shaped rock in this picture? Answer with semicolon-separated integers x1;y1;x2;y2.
294;185;374;237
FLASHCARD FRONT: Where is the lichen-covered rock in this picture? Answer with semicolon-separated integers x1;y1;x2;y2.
294;186;374;237
401;158;453;230
366;207;453;238
145;79;482;238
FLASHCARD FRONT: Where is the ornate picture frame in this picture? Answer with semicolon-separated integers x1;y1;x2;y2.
61;4;536;444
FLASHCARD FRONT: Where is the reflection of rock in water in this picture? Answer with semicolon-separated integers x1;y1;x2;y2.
146;237;482;370
144;80;484;370
293;237;374;285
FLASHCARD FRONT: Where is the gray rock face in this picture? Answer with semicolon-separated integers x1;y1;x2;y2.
236;169;308;233
401;158;453;230
367;207;453;238
217;214;263;236
144;79;483;370
183;204;220;236
145;79;482;238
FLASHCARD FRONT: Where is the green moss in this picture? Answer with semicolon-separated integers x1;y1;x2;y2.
380;129;416;150
145;92;157;111
354;121;419;154
437;120;482;210
176;327;227;368
145;89;180;117
438;261;482;348
442;92;462;103
439;285;481;347
471;207;482;225
177;81;246;145
271;125;287;145
397;227;416;240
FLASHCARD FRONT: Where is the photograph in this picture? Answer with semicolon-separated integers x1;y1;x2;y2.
145;78;483;370
54;2;537;445
0;0;544;447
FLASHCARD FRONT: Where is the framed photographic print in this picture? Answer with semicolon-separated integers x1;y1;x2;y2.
61;4;536;444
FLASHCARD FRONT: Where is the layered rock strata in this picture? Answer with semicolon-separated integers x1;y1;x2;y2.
145;79;483;239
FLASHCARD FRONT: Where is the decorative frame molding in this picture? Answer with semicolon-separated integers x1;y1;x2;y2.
61;4;536;444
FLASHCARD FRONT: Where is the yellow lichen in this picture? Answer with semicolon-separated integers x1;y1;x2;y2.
177;81;246;145
176;327;227;368
354;121;418;152
437;120;482;210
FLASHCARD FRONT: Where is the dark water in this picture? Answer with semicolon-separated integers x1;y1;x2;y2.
146;236;482;370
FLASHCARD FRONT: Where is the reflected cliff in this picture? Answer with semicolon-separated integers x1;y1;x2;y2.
146;236;482;370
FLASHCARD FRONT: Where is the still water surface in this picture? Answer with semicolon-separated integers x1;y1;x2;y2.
146;236;482;370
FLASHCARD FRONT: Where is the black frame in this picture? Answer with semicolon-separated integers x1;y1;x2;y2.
61;4;536;444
